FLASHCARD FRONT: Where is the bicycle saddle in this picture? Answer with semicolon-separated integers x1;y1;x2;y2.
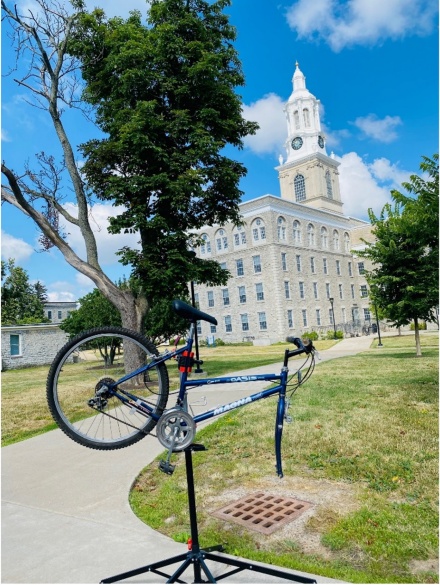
172;299;218;326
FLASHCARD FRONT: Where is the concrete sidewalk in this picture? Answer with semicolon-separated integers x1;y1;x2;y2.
2;334;383;584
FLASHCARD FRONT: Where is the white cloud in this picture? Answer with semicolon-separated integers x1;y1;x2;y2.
286;0;438;51
47;290;77;302
85;1;150;17
338;152;411;218
1;231;34;262
353;114;402;142
1;129;11;142
242;93;286;156
62;201;141;265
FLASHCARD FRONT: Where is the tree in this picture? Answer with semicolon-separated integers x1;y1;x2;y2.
1;259;49;325
358;154;439;356
1;0;257;337
68;0;258;315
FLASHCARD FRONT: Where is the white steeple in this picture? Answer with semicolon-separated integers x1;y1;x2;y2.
284;62;327;162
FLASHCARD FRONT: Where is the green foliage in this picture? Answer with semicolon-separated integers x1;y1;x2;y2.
68;0;258;318
325;330;343;340
60;289;121;336
304;331;319;341
1;259;48;325
358;154;439;332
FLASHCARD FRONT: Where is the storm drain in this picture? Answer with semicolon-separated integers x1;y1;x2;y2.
212;492;313;535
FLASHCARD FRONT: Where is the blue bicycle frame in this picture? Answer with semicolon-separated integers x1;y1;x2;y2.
106;322;307;477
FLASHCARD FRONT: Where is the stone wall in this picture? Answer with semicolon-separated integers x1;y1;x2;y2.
1;325;69;370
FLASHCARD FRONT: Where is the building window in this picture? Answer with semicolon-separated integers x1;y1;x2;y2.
194;293;199;308
256;283;264;301
224;315;232;333
241;314;249;332
360;285;368;298
47;310;52;320
351;284;355;299
303;108;310;127
58;311;62;319
333;230;340;250
210;324;217;333
358;262;365;275
299;282;305;299
342;308;346;323
348;262;353;277
277;217;286;241
197;321;202;335
310;256;315;273
326;170;333;199
220;262;227;270
344;232;351;252
207;291;214;307
236;258;244;276
326;283;331;299
323;258;328;274
258;312;267;330
287;309;294;328
329;308;334;325
216;229;228;251
302;309;308;327
238;286;246;304
313;282;318;299
10;334;21;356
200;233;211;255
252;218;266;241
222;289;230;306
307;223;315;246
253;255;262;274
339;283;343;299
281;253;287;271
284;281;291;299
233;227;246;247
336;260;341;275
364;308;371;321
321;227;328;249
293;220;302;244
316;309;321;326
294;174;306;202
294;110;300;129
296;254;302;272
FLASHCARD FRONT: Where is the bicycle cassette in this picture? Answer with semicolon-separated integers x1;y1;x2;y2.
156;408;196;451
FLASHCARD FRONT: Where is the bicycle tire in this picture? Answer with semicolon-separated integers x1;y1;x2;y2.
47;327;169;450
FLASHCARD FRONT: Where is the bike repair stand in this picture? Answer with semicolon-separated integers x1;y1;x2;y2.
100;444;317;584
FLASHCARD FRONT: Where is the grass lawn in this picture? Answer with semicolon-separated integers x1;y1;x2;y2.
130;334;439;584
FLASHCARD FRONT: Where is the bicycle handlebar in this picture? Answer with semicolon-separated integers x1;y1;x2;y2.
285;336;315;354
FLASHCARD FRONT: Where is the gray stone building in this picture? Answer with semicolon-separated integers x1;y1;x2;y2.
44;301;78;324
1;324;69;370
192;64;373;343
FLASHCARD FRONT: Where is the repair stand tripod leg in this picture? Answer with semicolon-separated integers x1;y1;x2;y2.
100;444;317;584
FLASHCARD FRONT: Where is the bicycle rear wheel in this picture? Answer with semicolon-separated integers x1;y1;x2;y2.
47;327;169;450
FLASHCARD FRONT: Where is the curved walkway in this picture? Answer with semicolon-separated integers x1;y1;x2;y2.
2;334;387;584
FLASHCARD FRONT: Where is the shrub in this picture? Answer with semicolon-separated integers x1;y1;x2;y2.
304;331;319;341
326;330;344;340
410;321;427;330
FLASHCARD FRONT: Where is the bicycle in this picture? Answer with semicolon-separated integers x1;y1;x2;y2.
47;299;316;478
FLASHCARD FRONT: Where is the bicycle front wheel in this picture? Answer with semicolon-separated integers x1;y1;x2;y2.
47;327;169;450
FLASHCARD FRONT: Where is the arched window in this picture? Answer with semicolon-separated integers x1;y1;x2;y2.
307;223;315;246
215;229;228;252
233;225;246;247
294;110;300;130
294;174;306;202
333;230;340;250
344;232;350;252
303;108;310;127
321;226;328;249
252;218;266;242
293;220;302;244
200;233;211;255
325;170;333;199
277;217;286;241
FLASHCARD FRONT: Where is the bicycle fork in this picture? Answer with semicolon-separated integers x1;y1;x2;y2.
275;367;289;478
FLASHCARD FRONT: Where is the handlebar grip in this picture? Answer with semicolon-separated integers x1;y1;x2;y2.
285;336;304;349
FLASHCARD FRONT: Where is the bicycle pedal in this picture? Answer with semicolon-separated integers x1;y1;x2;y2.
285;415;293;424
158;460;175;475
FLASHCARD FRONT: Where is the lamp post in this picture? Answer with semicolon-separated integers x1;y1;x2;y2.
329;297;337;339
374;304;383;347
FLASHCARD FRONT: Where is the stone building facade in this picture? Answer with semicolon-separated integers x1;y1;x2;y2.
192;64;373;343
44;301;78;324
1;324;69;370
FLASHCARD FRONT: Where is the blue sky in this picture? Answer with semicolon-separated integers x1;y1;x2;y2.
1;0;439;301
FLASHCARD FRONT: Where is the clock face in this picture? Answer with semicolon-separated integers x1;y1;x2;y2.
318;135;324;149
291;136;303;150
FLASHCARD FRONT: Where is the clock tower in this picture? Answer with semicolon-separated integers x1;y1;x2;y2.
276;62;344;214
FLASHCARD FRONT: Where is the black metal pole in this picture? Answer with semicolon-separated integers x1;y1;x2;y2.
374;305;383;347
190;280;203;373
329;297;336;339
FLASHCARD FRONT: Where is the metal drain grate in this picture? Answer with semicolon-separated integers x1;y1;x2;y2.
212;492;312;535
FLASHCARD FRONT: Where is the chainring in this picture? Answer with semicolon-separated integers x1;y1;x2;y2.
156;408;196;451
